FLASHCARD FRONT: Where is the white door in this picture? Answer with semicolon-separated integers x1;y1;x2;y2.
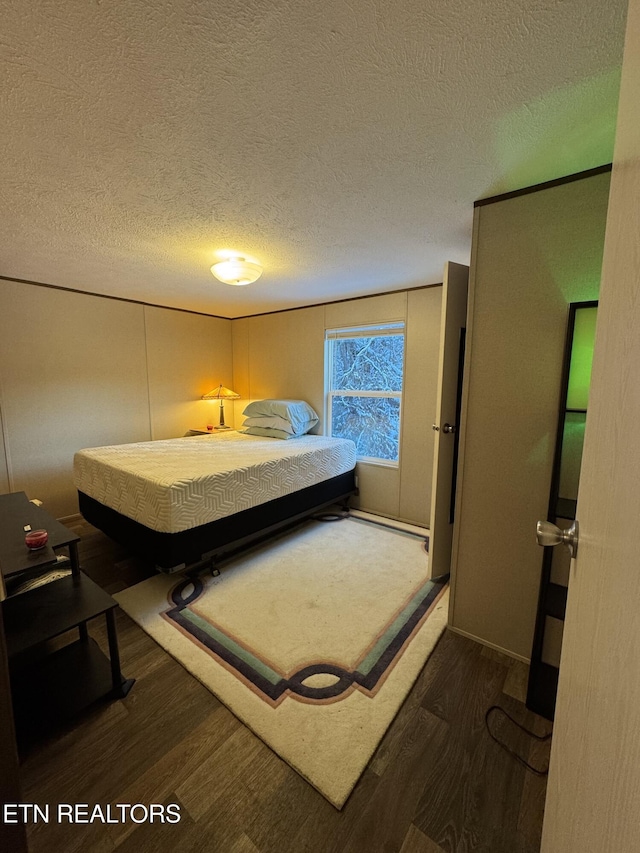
541;1;640;848
428;261;469;579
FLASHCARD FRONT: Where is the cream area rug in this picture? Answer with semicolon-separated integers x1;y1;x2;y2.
114;516;448;808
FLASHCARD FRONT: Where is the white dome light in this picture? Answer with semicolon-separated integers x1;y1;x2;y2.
210;257;262;286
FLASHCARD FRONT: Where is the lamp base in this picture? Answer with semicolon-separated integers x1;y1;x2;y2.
214;425;232;430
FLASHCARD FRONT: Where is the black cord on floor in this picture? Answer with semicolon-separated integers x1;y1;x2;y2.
311;508;350;521
485;705;552;776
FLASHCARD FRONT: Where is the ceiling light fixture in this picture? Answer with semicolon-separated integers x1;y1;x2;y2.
210;256;262;286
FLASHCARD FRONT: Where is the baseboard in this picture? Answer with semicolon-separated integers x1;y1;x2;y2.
349;509;429;538
447;625;530;664
354;505;430;531
58;512;82;524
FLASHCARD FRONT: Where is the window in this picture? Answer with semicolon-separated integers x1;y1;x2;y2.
325;322;405;465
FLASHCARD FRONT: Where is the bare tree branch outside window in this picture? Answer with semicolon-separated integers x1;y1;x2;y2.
327;329;404;462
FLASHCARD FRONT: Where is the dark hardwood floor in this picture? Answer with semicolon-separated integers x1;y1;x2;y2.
18;520;551;853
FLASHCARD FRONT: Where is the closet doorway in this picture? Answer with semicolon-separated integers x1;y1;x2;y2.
527;301;598;720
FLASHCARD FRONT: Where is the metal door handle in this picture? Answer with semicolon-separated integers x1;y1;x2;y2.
536;519;579;558
442;423;456;434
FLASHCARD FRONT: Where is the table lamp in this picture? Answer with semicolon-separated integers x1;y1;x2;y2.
201;385;240;430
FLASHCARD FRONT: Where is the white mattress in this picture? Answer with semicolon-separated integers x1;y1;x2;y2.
73;432;356;534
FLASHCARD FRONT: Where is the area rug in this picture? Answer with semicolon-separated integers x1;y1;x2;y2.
114;516;448;808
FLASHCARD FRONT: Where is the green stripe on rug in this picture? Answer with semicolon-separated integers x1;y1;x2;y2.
181;610;282;685
358;578;435;676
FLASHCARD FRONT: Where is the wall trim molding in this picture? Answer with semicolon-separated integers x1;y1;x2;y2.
0;275;230;320
0;275;445;322
232;282;444;321
475;164;612;209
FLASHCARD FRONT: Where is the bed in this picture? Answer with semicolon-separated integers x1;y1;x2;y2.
73;431;357;573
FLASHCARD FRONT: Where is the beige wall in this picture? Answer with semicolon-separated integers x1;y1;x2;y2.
0;281;232;518
0;280;437;524
233;305;327;428
144;305;232;439
450;170;611;660
232;287;442;525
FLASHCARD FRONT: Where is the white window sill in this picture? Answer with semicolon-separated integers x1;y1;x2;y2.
356;457;400;470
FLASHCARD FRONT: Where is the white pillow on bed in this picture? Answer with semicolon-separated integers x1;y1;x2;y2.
241;426;297;440
242;400;319;433
242;415;316;435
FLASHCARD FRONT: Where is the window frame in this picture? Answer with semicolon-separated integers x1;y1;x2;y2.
324;321;406;467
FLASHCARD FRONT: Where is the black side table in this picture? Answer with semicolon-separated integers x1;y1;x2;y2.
0;491;81;583
0;492;134;741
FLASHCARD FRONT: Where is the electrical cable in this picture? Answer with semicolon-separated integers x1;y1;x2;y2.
311;508;350;521
485;705;552;776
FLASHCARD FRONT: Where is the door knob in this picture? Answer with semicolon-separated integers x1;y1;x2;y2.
442;423;456;434
536;519;579;558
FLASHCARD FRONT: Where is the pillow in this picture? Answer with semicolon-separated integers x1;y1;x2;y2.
242;415;317;436
242;399;319;433
241;426;298;440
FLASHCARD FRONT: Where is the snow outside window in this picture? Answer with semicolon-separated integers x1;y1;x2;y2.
325;322;405;465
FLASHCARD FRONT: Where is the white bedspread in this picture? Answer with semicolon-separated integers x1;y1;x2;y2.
73;432;356;533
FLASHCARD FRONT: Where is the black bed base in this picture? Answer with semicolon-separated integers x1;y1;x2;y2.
78;470;357;573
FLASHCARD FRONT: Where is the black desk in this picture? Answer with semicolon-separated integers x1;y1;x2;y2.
0;492;134;740
0;491;80;584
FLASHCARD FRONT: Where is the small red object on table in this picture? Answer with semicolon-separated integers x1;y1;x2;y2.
25;529;48;550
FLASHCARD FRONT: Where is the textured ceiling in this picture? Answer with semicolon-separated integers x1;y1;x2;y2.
0;0;627;318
